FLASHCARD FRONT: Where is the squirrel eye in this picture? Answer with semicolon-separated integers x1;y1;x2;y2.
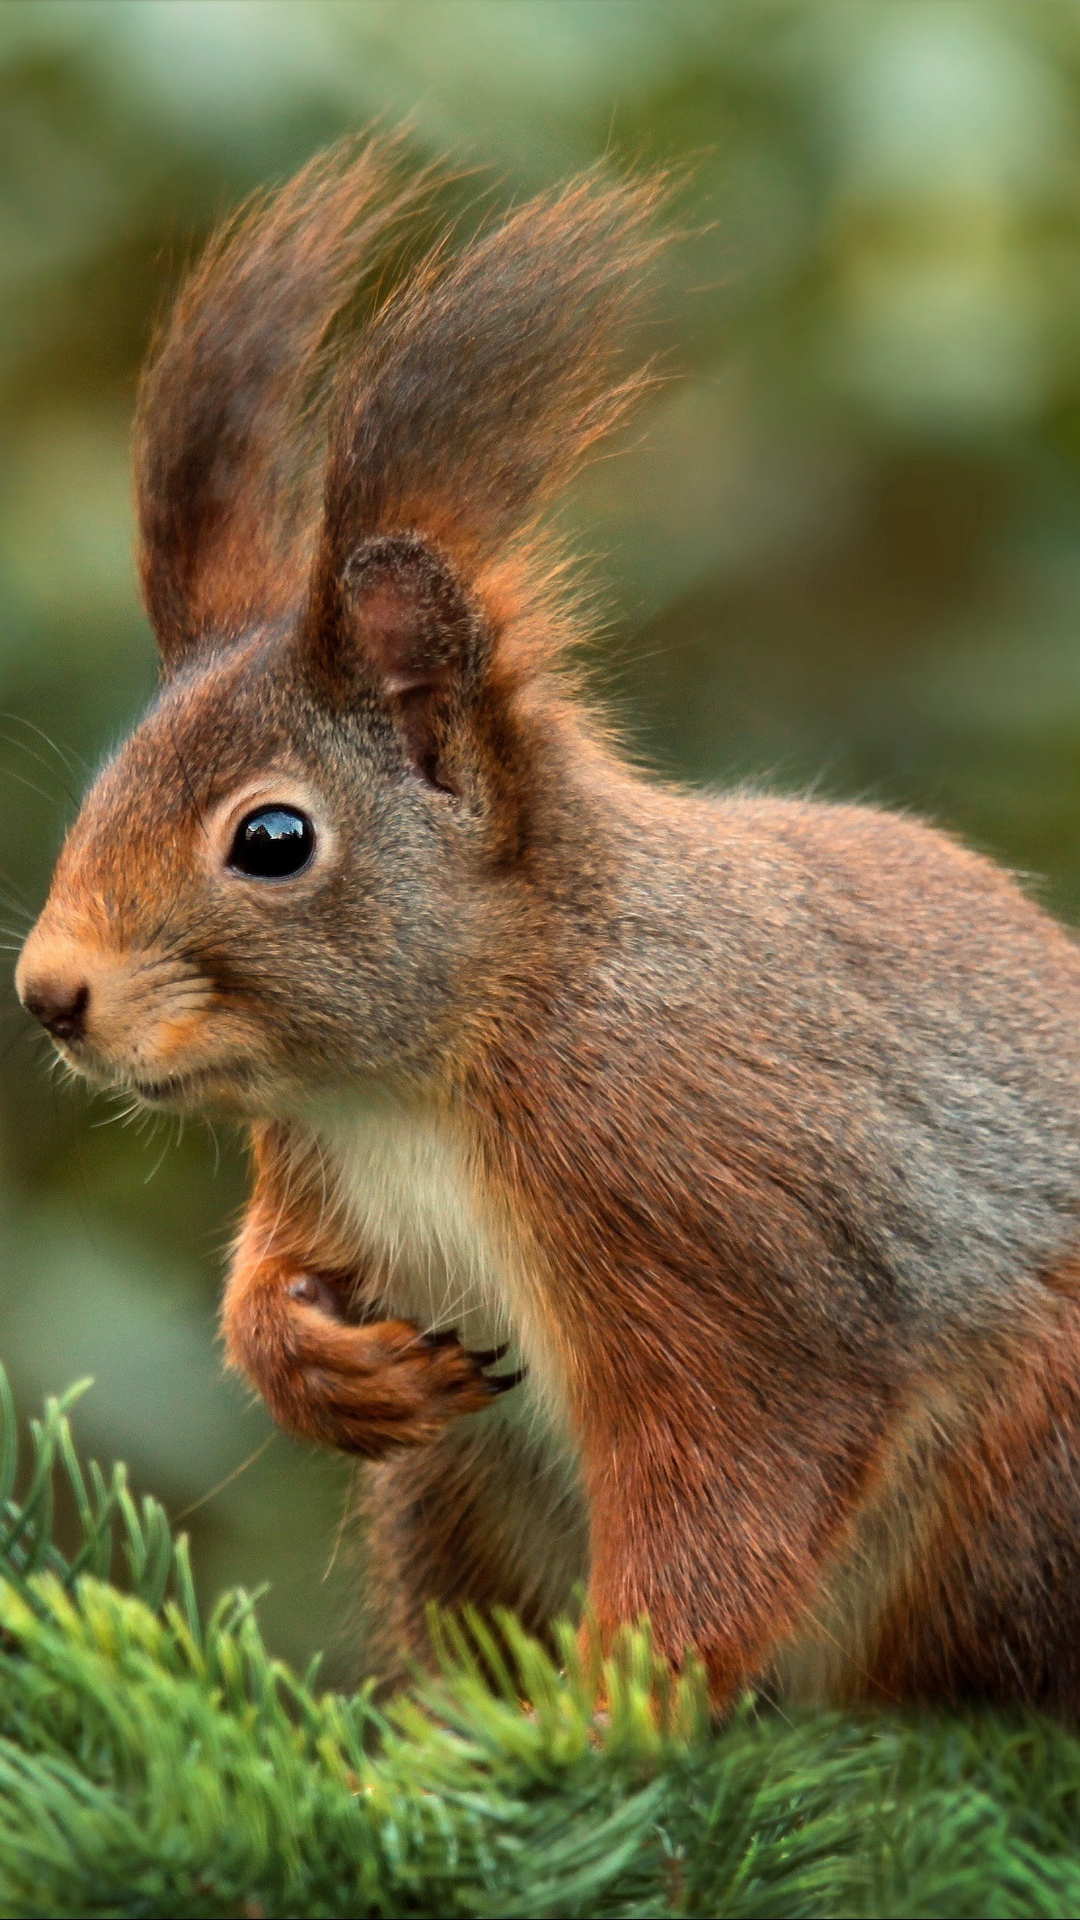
227;806;315;880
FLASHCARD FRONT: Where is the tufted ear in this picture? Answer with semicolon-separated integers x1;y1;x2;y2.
308;168;665;583
133;137;431;669
332;533;488;792
297;165;666;778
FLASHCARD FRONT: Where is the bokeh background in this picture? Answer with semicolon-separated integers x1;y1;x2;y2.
3;0;1080;1677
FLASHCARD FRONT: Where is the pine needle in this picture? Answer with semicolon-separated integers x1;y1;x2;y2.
0;1360;1079;1917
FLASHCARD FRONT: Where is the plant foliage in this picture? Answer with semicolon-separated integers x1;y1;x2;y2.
1;1369;1080;1917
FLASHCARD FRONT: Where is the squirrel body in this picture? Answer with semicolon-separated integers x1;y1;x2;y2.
16;142;1080;1712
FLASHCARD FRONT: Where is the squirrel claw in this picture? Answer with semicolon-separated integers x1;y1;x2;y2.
465;1342;511;1369
424;1334;517;1376
485;1366;527;1394
464;1342;525;1389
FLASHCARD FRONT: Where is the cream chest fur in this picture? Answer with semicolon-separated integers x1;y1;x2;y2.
303;1086;571;1436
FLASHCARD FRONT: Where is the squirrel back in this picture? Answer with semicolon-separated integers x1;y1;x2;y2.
16;139;1080;1713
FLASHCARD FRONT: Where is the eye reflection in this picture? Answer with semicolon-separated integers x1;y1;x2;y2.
227;806;315;879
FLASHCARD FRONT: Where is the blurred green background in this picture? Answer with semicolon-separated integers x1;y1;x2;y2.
4;0;1080;1680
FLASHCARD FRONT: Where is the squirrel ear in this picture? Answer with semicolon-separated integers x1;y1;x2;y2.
133;139;427;668
330;533;489;791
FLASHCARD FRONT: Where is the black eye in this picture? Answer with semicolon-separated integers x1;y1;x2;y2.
228;806;315;879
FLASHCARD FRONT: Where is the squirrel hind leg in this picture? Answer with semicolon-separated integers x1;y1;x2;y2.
865;1295;1080;1714
358;1411;588;1685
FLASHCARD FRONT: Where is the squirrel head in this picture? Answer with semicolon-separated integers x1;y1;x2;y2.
15;138;664;1115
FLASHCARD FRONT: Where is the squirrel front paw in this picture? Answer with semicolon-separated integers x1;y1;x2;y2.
228;1272;525;1457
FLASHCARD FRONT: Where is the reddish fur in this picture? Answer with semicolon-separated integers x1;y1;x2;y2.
865;1293;1080;1712
225;1125;504;1454
134;137;434;656
464;901;904;1696
360;1420;588;1685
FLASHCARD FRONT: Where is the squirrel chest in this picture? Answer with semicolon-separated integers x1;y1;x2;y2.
305;1090;570;1429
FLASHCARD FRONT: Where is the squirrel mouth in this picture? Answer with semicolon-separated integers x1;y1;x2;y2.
127;1062;247;1108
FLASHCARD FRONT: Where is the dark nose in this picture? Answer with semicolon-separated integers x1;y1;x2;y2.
22;980;90;1045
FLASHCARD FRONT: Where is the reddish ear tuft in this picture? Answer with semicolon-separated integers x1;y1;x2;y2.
133;137;431;668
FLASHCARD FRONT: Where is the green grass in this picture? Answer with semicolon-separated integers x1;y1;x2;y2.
0;1372;1079;1917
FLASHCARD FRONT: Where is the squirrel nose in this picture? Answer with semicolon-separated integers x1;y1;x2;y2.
21;978;90;1045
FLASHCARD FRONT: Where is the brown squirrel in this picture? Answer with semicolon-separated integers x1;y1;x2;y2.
16;138;1080;1714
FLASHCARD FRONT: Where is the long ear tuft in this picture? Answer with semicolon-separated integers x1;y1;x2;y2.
305;167;669;644
134;136;432;668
